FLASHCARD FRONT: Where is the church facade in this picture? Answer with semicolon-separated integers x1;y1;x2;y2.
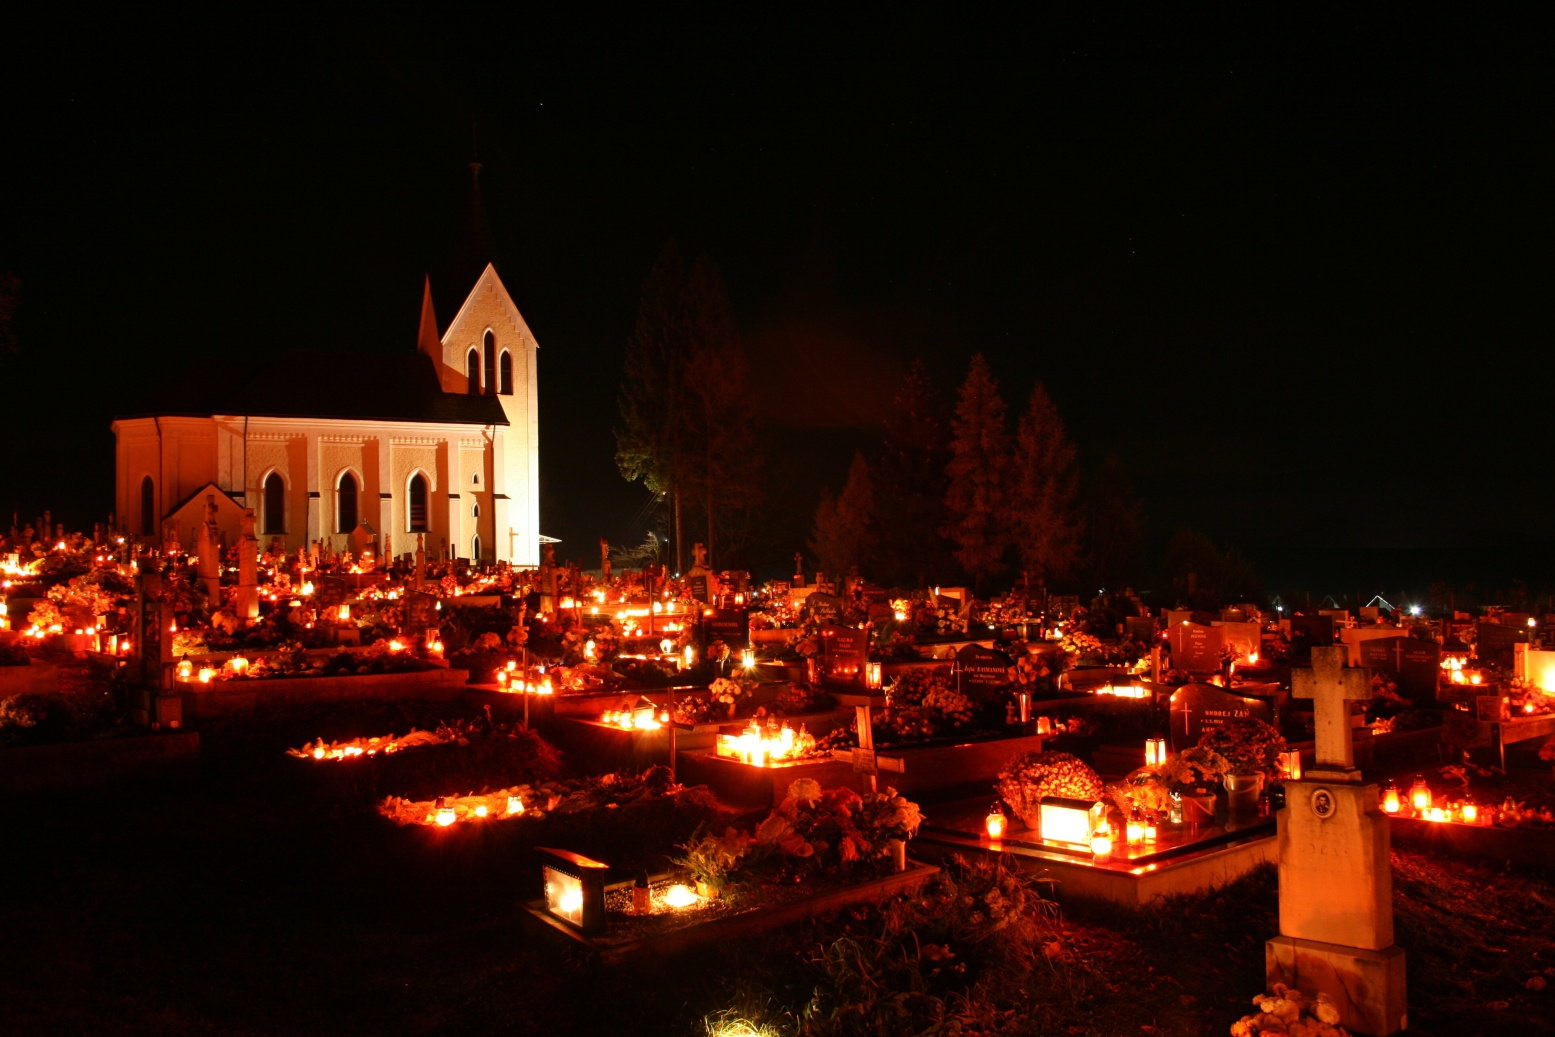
112;263;541;567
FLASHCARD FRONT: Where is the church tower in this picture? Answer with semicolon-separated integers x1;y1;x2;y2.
416;162;541;566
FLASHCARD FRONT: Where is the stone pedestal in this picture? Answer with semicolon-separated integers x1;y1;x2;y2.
1267;935;1407;1036
1277;778;1393;949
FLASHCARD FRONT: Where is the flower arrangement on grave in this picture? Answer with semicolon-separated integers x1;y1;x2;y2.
1009;649;1054;686
668;780;925;896
869;626;919;661
1509;677;1555;717
1198;718;1287;780
671;694;723;725
754;779;922;874
1229;983;1348;1037
706;639;732;669
748;598;801;630
996;751;1104;827
812;670;976;750
773;682;837;716
1058;628;1134;666
709;676;751;709
673;826;757;897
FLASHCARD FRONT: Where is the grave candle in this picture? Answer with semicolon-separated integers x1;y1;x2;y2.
1278;750;1303;781
864;662;882;689
1037;716;1052;736
985;804;1007;840
1460;801;1478;824
1409;777;1431;813
1145;737;1166;767
742;647;756;670
1382;784;1400;814
1089;825;1113;859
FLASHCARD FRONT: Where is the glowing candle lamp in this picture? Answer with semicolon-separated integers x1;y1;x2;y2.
1382;784;1400;814
1145;737;1166;767
985;804;1007;840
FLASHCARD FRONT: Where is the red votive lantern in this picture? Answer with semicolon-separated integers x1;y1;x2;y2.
1382;784;1401;814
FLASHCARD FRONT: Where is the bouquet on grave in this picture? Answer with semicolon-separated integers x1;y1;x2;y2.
773;682;836;716
709;676;750;707
996;750;1104;827
1229;983;1348;1037
1198;717;1286;780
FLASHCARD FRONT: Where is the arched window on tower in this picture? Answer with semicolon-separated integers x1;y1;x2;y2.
484;331;497;395
336;472;358;533
467;349;480;394
408;473;429;532
263;472;285;534
471;534;482;561
499;350;512;395
140;476;155;536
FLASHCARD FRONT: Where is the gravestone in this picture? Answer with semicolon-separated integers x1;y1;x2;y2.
1125;616;1156;644
1168;683;1273;751
1168;622;1225;673
804;593;843;623
1516;646;1555;692
402;591;439;634
1268;645;1406;1036
1288;614;1334;666
1357;636;1441;703
1475;620;1526;668
688;573;710;605
821;623;868;685
1214;620;1260;659
767;579;791;598
704;607;749;647
1338;625;1410;666
1319;608;1350;627
955;642;1013;699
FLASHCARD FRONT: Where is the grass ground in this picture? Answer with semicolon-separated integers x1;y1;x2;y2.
2;681;1553;1035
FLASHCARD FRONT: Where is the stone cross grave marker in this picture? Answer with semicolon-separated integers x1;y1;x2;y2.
1267;644;1406;1036
1290;644;1370;780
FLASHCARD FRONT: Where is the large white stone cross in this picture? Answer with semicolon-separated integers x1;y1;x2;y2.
1291;644;1372;776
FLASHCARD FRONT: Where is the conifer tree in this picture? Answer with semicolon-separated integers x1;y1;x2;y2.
1008;381;1082;590
940;354;1010;590
616;242;691;567
1085;452;1144;592
809;451;875;580
875;360;952;587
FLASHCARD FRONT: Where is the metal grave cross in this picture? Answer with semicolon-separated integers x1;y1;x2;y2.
1291;644;1372;779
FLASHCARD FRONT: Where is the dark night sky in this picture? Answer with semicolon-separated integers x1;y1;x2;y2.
2;6;1551;596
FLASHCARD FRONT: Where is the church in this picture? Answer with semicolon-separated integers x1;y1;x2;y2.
111;175;542;567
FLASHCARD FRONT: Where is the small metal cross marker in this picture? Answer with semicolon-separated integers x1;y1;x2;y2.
1291;644;1372;778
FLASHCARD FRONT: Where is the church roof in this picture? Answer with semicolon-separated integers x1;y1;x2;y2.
119;351;509;426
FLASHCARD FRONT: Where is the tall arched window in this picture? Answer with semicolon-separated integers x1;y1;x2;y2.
139;476;155;536
263;472;285;533
336;472;358;533
408;473;428;532
483;331;497;395
466;349;480;394
471;534;482;561
498;350;512;395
